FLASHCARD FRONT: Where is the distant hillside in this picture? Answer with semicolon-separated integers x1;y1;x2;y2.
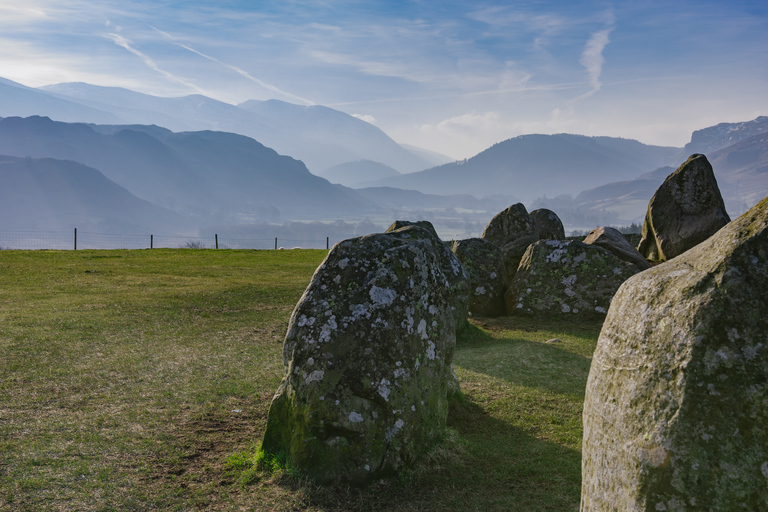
0;155;193;233
355;187;489;210
572;166;675;223
682;116;768;157
708;131;768;214
372;133;680;201
0;79;434;173
317;160;401;187
571;128;768;223
0;78;121;125
237;100;434;172
0;116;370;222
397;144;455;170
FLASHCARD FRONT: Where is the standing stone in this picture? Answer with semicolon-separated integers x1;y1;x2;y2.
637;154;730;261
583;226;651;271
386;221;469;333
505;240;638;319
451;238;507;317
481;203;539;278
385;220;440;240
261;227;460;484
530;208;566;240
582;196;768;511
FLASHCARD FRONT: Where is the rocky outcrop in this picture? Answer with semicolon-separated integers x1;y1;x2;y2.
451;238;507;317
583;226;651;271
637;154;730;261
582;196;768;511
261;226;462;484
481;203;539;278
505;240;638;319
530;208;565;240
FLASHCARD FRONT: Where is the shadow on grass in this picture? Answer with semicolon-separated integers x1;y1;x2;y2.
262;397;581;512
456;322;593;398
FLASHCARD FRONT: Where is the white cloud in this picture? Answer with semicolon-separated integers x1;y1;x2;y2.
578;28;612;98
0;4;49;23
352;114;376;124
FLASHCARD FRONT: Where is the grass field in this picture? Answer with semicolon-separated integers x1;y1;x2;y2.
0;249;601;511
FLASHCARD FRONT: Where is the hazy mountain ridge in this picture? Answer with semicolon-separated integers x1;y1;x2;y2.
0;155;193;233
318;160;401;187
683;116;768;156
28;80;437;173
370;133;680;200
0;116;371;222
569;125;768;223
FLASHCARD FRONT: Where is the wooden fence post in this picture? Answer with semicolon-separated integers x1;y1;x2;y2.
74;228;77;251
215;234;218;249
151;234;153;249
275;237;278;250
326;237;329;250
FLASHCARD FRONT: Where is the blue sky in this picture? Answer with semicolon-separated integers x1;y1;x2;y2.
1;0;766;158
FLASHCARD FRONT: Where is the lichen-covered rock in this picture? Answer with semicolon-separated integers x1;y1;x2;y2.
450;238;507;317
481;203;539;278
385;219;440;240
261;227;460;484
583;226;651;271
481;203;538;247
505;240;638;318
386;221;469;333
637;154;730;261
530;208;565;240
581;195;768;511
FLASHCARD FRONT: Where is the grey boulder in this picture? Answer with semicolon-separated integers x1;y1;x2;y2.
530;208;565;240
583;226;651;271
637;154;730;261
261;226;461;484
481;203;539;278
505;240;638;319
451;237;507;317
582;195;768;511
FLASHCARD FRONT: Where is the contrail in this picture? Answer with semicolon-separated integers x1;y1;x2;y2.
106;33;210;95
173;43;315;106
148;25;314;106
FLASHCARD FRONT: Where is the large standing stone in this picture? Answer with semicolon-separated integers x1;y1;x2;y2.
261;227;460;484
583;226;651;271
505;240;638;319
385;221;469;333
530;208;565;240
481;203;539;278
637;154;730;261
451;238;507;317
582;196;768;511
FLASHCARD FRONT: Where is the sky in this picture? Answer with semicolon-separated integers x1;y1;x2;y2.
0;0;767;159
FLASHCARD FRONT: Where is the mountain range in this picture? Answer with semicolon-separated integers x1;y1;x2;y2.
0;116;369;227
574;118;768;221
0;74;766;237
0;155;191;233
0;77;442;174
366;134;681;201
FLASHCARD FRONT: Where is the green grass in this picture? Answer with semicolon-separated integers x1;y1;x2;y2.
0;249;601;511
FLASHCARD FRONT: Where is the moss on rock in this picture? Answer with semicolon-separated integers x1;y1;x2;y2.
582;195;768;510
505;240;638;319
261;226;463;484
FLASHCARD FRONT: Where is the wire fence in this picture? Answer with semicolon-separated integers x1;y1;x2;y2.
0;229;335;251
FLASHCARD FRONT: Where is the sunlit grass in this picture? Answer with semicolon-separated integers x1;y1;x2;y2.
0;249;600;511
